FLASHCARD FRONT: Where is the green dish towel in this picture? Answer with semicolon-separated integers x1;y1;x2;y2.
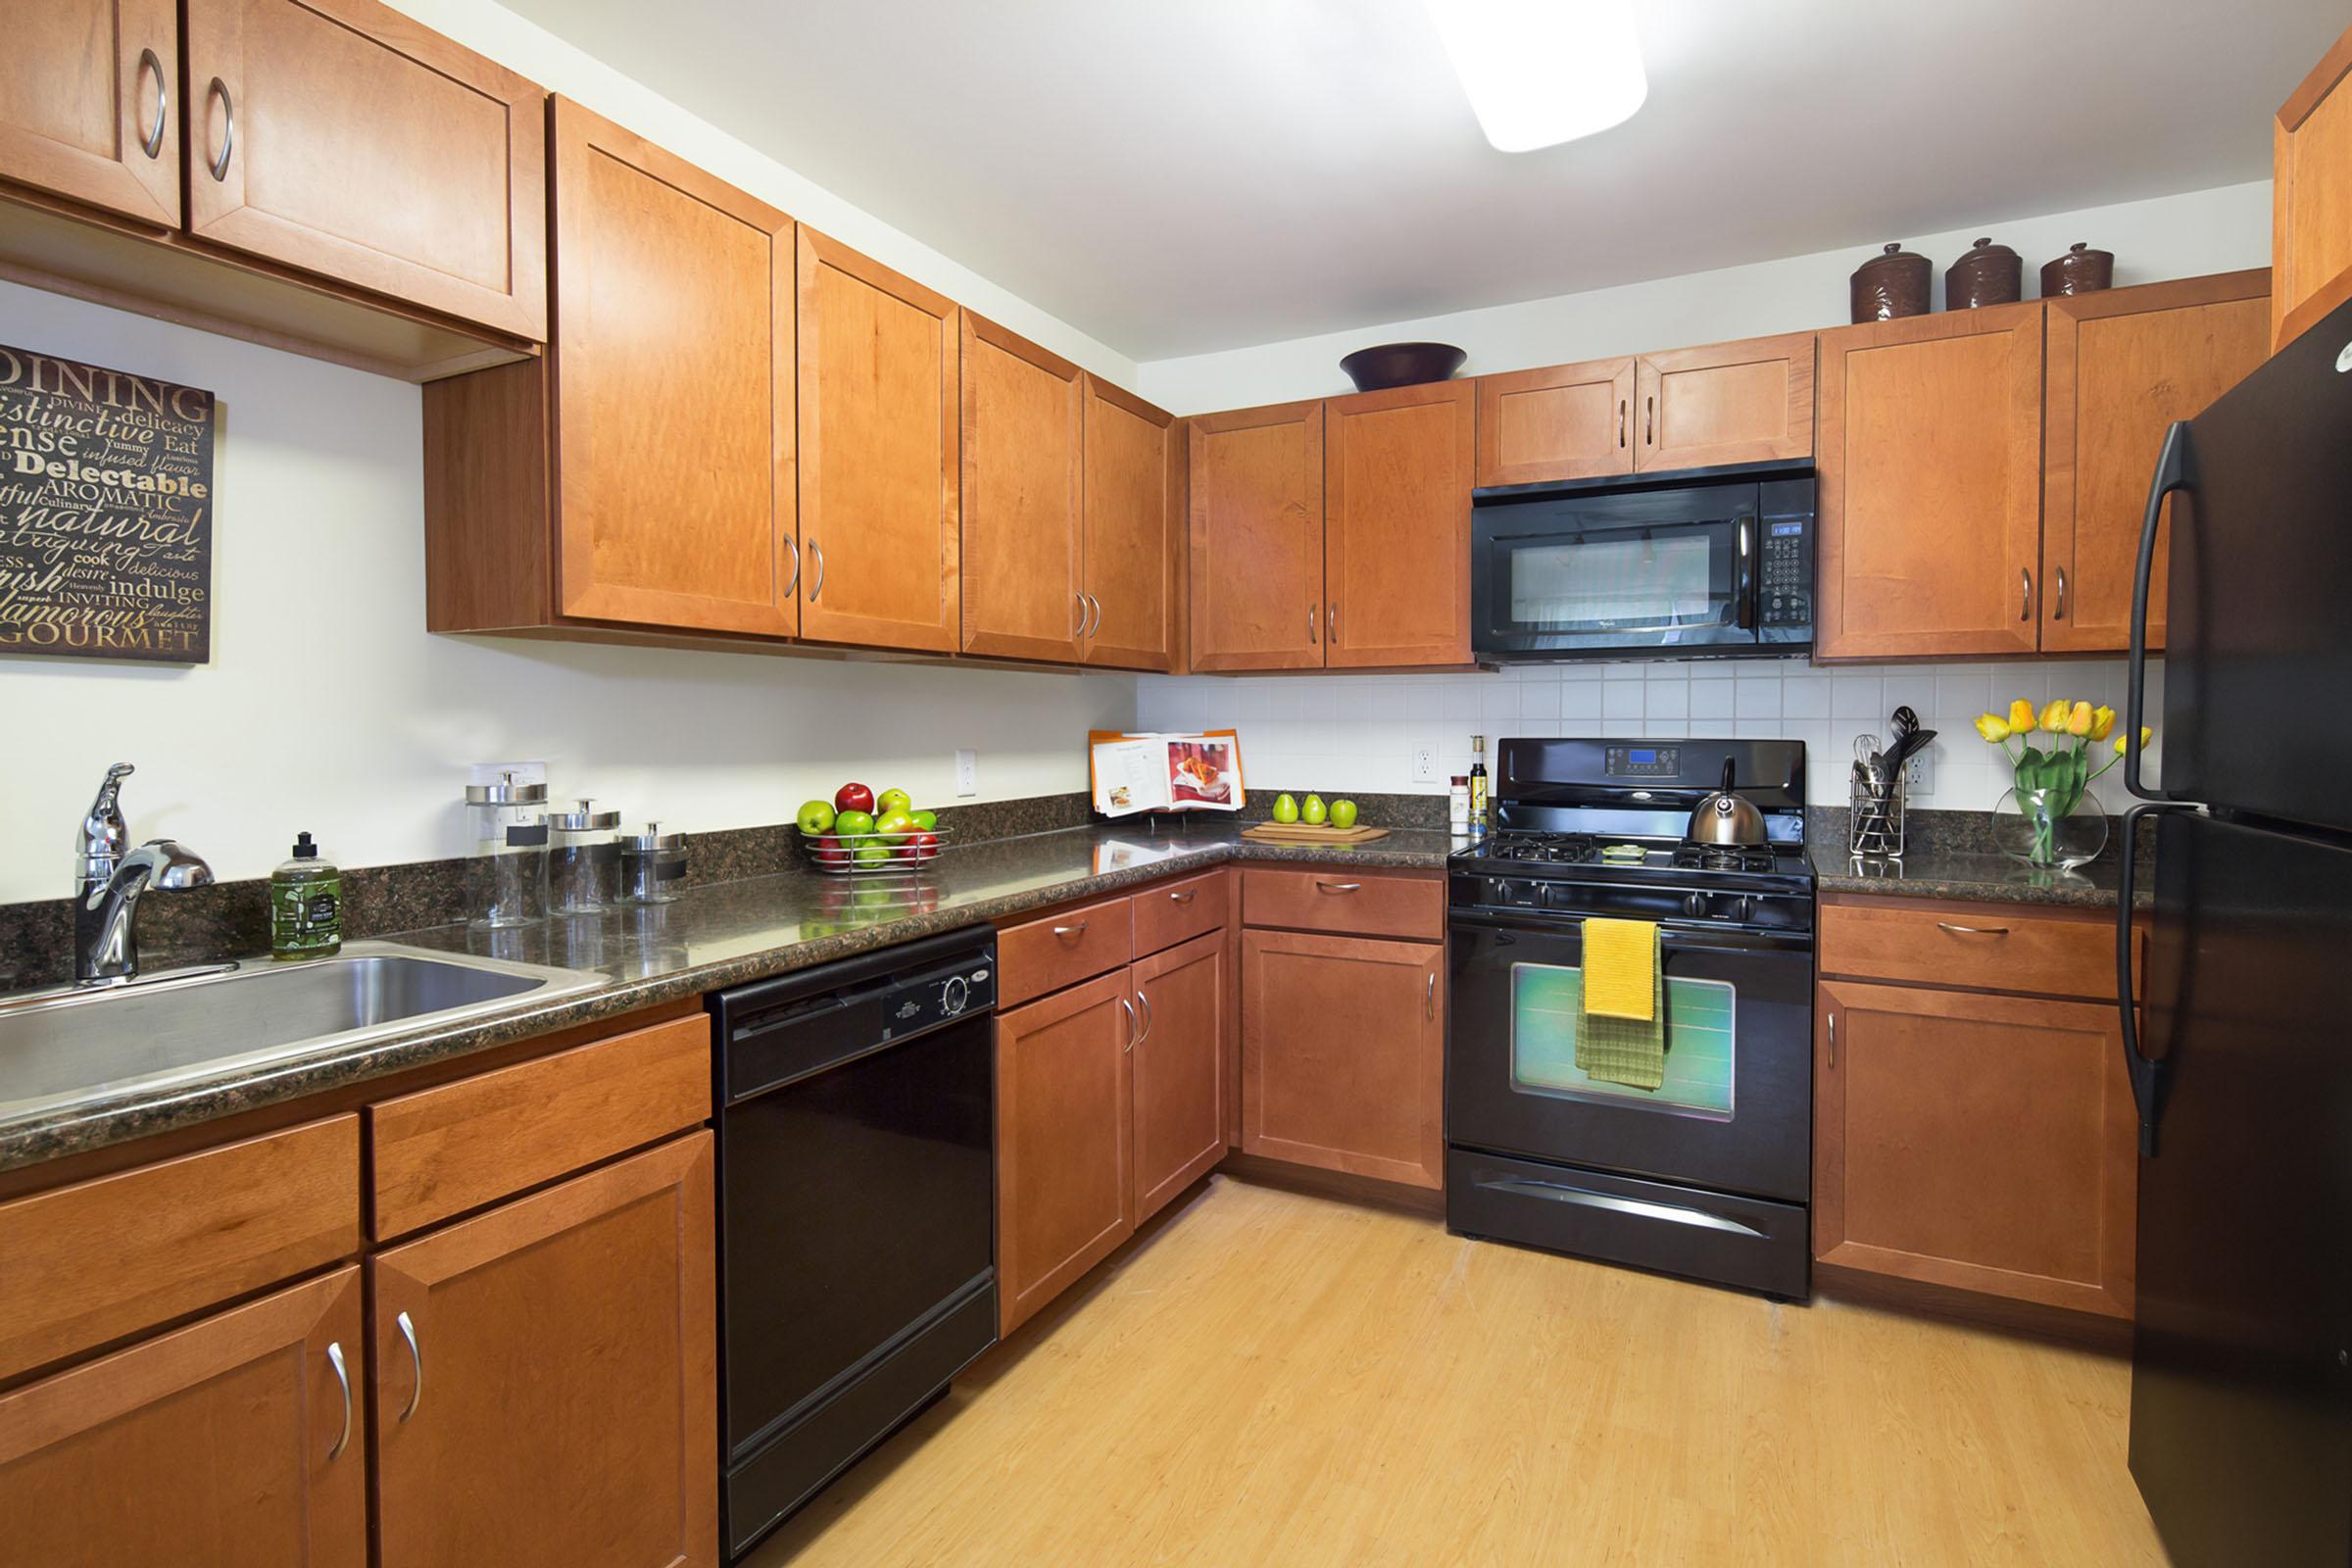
1577;953;1666;1091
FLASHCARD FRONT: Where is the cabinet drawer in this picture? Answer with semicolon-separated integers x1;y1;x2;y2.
1133;871;1229;956
1242;867;1443;941
0;1115;359;1382
1821;899;2139;1001
999;895;1136;1007
368;1012;710;1240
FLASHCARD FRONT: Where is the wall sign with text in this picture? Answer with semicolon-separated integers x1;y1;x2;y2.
0;343;216;663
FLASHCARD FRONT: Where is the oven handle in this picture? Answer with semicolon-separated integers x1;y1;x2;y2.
1473;1175;1768;1240
1446;906;1814;956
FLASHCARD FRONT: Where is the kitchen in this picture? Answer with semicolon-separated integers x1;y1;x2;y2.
0;2;2346;1564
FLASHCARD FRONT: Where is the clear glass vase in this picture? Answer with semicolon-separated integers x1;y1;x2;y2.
1992;786;2109;870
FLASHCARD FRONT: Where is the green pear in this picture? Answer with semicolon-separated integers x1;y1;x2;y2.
1271;793;1299;824
1301;794;1328;825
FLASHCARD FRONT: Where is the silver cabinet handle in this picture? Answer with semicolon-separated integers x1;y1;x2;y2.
808;539;825;602
1936;921;2011;936
1328;601;1339;646
205;77;233;182
2053;565;2067;621
1307;603;1317;644
1051;920;1088;938
1117;994;1137;1052
395;1309;423;1423
324;1341;352;1461
1136;989;1152;1044
1645;393;1655;447
2019;567;2032;622
136;48;168;159
1314;881;1361;894
1168;889;1195;905
1072;590;1086;638
1425;970;1436;1019
1089;593;1103;638
781;534;801;600
1617;398;1627;449
1827;1011;1837;1068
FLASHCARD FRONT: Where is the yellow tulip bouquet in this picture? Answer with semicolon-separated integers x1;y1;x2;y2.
1973;699;2153;867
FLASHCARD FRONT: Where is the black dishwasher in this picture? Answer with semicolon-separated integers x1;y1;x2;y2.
709;927;998;1559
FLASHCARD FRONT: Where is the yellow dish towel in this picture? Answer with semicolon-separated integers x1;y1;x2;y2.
1581;917;1657;1021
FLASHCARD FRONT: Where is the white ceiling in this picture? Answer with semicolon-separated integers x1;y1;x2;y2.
502;0;2342;361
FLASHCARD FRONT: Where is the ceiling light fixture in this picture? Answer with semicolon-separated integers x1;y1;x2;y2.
1423;0;1648;153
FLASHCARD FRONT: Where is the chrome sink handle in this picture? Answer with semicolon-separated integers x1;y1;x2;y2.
76;762;134;891
72;763;214;986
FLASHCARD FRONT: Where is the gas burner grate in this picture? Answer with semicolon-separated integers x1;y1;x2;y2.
1672;844;1780;874
1483;832;1600;864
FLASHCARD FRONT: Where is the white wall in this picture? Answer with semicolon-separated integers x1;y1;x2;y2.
1136;181;2272;413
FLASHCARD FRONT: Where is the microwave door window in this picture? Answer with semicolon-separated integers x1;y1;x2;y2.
1506;528;1733;637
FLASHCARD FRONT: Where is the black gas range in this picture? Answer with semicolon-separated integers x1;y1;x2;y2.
1445;738;1815;1299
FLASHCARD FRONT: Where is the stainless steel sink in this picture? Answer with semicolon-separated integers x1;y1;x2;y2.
0;940;602;1121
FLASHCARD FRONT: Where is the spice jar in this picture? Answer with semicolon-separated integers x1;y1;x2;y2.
1850;242;1931;322
464;774;549;928
2039;241;2114;296
617;822;688;906
1945;237;2022;309
548;798;621;914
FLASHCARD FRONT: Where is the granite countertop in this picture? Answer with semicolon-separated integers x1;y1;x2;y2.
0;821;1461;1174
1808;833;2150;912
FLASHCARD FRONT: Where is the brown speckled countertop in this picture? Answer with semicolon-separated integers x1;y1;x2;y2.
0;821;1460;1174
1807;815;2150;912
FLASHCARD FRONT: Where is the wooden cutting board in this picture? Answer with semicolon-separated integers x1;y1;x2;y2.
1241;822;1392;846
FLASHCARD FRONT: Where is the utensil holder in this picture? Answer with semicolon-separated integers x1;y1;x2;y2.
1850;770;1906;860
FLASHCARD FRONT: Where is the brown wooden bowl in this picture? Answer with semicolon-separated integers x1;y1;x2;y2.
1339;342;1466;392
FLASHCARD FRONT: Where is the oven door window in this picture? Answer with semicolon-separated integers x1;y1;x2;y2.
1509;960;1734;1119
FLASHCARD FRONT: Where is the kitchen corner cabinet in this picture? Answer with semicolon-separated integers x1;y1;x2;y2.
1081;376;1181;670
0;0;182;227
0;1266;368;1566
1188;400;1325;670
1324;380;1474;666
2273;24;2352;352
960;315;1085;662
798;228;961;653
2043;271;2271;654
1814;303;2044;661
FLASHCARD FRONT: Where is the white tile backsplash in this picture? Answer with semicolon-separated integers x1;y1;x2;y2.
1135;656;2164;811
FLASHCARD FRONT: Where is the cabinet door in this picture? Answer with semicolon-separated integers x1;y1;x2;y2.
0;0;179;226
1472;357;1635;486
1324;380;1473;668
2044;271;2271;654
1132;930;1228;1223
182;0;547;338
0;1266;365;1567
959;314;1083;662
373;1133;718;1568
1815;981;2136;1319
1081;375;1177;671
1240;930;1443;1189
549;98;796;638
1815;303;2044;661
996;969;1135;1335
1186;400;1324;671
798;228;960;653
2274;25;2352;352
1634;331;1815;471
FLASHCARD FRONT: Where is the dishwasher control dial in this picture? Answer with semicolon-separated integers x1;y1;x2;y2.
940;975;969;1015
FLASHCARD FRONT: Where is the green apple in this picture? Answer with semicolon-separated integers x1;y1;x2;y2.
1301;793;1328;825
876;787;912;816
854;842;893;865
796;799;836;835
834;808;875;838
910;808;939;831
873;808;918;838
1329;798;1358;830
1271;793;1299;824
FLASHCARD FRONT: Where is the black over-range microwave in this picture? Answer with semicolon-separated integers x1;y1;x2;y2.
1470;462;1815;662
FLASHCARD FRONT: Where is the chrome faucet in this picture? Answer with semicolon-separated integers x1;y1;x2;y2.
74;763;214;985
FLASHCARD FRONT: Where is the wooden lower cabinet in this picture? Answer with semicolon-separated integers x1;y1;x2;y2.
1132;931;1229;1222
1814;979;2137;1319
372;1132;718;1568
0;1265;368;1567
1240;929;1444;1190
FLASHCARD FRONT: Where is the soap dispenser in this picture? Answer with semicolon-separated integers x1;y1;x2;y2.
271;832;342;958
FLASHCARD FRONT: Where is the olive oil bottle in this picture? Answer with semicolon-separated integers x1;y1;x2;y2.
270;832;342;958
1469;735;1490;835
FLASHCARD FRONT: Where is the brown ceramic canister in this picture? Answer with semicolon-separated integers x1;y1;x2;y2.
2039;240;2114;296
1946;237;2022;309
1850;242;1931;323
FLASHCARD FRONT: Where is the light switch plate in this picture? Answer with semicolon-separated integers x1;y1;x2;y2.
955;749;978;798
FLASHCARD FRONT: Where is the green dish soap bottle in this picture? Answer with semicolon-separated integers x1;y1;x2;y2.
271;832;342;958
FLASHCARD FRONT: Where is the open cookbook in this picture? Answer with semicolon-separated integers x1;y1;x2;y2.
1088;730;1246;818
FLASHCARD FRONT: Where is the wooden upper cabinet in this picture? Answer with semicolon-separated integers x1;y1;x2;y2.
798;228;960;652
1474;356;1634;486
1634;331;1815;471
548;98;795;638
182;0;547;338
1814;303;2044;661
0;0;181;226
1187;399;1324;671
1132;930;1228;1224
1081;376;1178;671
2044;271;2271;654
0;1267;367;1567
2273;24;2352;351
1324;380;1473;667
373;1133;718;1568
960;315;1083;662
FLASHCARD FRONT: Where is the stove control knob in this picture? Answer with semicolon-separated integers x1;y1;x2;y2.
1685;892;1708;918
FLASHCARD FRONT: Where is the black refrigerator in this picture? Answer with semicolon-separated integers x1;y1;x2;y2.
2118;294;2352;1568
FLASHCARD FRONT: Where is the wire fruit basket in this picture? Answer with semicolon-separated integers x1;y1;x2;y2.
796;824;951;876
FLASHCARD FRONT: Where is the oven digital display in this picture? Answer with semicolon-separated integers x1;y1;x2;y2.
1769;520;1803;537
1605;745;1679;778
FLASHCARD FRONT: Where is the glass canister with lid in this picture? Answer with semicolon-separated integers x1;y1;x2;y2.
617;821;688;906
549;798;622;914
464;773;550;928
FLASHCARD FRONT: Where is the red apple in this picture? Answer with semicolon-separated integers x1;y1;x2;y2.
834;782;874;814
813;833;848;865
907;830;939;862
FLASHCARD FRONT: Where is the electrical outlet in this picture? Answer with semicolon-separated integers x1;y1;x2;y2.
1903;750;1934;797
1411;746;1439;783
955;749;978;798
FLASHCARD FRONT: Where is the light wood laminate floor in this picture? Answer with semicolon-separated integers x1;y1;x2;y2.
748;1175;2166;1566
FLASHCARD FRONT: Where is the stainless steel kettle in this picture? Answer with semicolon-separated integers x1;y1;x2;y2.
1687;760;1766;847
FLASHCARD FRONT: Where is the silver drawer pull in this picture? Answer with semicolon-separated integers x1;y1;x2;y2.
324;1341;352;1461
1051;921;1088;938
1315;881;1361;894
1935;921;2010;937
1168;889;1196;905
1477;1176;1767;1240
205;77;233;182
396;1310;423;1423
137;49;168;159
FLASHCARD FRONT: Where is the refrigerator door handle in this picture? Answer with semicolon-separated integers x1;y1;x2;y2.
2117;800;2200;1158
2126;421;2195;804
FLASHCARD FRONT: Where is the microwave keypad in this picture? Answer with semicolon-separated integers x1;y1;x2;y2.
1760;520;1811;627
